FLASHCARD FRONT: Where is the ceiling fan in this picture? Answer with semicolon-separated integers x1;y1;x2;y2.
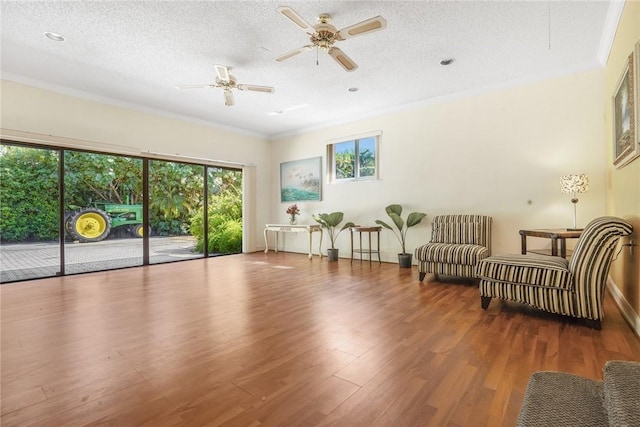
176;64;274;107
274;6;387;72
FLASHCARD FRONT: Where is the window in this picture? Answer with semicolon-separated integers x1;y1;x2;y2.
328;132;379;182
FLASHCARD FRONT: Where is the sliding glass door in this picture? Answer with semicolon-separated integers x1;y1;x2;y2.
148;160;204;264
0;144;60;282
63;151;144;274
205;166;243;256
0;141;244;283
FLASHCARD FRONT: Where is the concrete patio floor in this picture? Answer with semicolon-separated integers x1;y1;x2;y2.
0;236;202;283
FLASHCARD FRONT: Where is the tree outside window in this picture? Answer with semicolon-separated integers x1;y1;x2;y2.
331;136;377;181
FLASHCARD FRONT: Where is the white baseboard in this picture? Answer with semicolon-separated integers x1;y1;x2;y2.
607;277;640;337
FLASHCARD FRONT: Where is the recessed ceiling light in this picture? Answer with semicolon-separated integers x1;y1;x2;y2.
44;32;66;42
348;87;359;92
439;58;455;66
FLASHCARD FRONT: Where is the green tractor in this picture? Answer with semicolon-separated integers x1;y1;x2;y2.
65;202;145;243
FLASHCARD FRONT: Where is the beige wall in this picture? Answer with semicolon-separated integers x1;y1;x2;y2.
605;2;640;330
0;80;272;252
271;69;607;262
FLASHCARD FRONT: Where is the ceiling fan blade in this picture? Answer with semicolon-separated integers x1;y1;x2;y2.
276;6;314;32
337;15;387;40
215;64;230;81
328;47;358;72
223;90;234;107
237;84;275;93
176;84;216;89
274;45;313;62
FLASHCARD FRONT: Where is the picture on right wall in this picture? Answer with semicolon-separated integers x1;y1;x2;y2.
612;48;638;167
613;43;640;168
635;40;640;149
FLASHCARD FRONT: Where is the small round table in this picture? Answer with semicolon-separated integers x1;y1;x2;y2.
349;226;382;264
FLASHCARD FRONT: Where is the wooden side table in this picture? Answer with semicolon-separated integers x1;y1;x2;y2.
350;226;382;264
519;229;582;259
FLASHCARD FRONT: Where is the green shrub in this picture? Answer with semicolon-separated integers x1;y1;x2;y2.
0;146;59;241
190;173;243;254
209;219;242;254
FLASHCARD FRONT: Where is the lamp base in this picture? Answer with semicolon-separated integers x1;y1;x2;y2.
566;228;583;231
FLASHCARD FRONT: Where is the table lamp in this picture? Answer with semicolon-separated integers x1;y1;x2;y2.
561;174;589;230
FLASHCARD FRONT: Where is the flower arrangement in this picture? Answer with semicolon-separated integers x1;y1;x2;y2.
286;204;300;224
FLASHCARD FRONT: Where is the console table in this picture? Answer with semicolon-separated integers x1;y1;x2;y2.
264;224;323;259
519;229;582;259
350;226;382;264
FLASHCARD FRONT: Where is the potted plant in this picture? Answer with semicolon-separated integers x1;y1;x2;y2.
312;212;355;261
375;204;427;268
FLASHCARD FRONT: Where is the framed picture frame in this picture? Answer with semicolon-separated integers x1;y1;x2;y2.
612;51;638;168
280;157;322;202
635;40;640;147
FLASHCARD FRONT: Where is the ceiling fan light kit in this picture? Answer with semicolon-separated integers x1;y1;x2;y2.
274;6;387;72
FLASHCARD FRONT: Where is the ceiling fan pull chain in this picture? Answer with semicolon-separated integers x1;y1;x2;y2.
548;2;552;50
316;47;319;66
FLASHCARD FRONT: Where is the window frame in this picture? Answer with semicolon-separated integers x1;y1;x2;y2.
327;131;380;183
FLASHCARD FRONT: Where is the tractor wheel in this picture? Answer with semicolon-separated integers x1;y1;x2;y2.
68;208;111;242
64;212;74;234
132;224;145;238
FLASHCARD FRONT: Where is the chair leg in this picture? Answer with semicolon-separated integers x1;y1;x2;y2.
481;296;492;310
583;319;602;330
419;272;426;282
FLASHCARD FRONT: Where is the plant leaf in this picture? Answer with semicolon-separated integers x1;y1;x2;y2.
375;219;393;230
312;214;328;227
388;212;404;231
385;204;402;217
406;212;427;228
326;211;344;226
340;221;356;231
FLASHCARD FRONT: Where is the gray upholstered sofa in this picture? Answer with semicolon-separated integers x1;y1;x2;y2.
414;214;492;282
476;216;632;329
517;360;640;426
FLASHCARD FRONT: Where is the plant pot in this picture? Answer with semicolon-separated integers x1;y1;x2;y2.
398;253;413;268
327;248;339;261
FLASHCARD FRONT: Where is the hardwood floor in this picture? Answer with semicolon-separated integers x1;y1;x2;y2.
2;252;639;426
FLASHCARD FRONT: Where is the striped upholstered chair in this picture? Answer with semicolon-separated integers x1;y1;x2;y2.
476;216;632;329
415;215;492;282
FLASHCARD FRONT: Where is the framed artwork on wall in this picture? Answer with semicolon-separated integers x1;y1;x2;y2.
612;51;638;168
635;40;640;148
280;157;322;202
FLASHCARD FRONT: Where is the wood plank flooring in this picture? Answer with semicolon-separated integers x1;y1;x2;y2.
2;252;639;426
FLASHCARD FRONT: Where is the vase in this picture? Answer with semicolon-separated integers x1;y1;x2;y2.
289;216;297;225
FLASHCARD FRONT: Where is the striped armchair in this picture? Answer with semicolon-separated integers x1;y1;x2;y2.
415;215;492;282
476;216;633;329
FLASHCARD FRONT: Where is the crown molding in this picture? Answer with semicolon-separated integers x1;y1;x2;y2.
597;0;626;65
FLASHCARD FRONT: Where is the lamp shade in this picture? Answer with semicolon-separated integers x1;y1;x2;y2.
561;174;589;194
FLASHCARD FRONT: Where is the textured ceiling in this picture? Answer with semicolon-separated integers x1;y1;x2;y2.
1;1;615;138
